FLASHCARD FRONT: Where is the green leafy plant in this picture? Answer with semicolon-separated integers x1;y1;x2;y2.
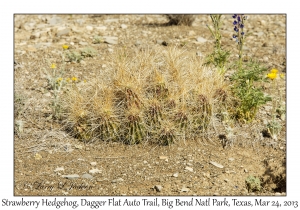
230;60;271;122
65;50;83;62
80;47;98;58
245;175;261;192
204;15;230;74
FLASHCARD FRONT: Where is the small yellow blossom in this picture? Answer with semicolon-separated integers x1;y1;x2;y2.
50;63;57;69
267;72;277;80
57;77;63;82
270;68;278;74
72;77;78;82
62;45;69;50
280;73;285;79
84;79;87;83
66;78;71;82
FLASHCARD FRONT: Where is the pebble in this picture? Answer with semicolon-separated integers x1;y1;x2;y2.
185;167;193;172
159;156;168;160
34;153;42;160
86;26;93;31
62;174;80;180
104;19;119;23
173;173;179;178
95;26;107;31
79;41;88;46
82;173;93;179
112;178;124;183
228;158;235;162
89;168;102;174
56;28;70;37
121;24;127;29
210;161;224;168
75;145;83;149
49;17;62;25
103;36;118;45
90;162;97;166
154;185;163;192
196;37;207;43
180;187;190;192
54;167;64;172
274;192;282;196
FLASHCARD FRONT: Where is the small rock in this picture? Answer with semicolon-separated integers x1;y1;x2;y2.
79;41;88;46
103;36;118;45
95;26;107;31
49;17;62;25
173;173;179;178
34;153;42;160
196;51;203;57
185;167;193;172
86;26;93;31
263;56;269;62
159;156;168;160
62;174;80;180
143;160;148;164
244;169;248;173
196;37;207;43
75;145;83;149
257;32;264;37
275;192;282;196
56;28;70;37
112;178;124;183
104;19;119;23
213;193;220;196
120;24;127;29
180;187;190;192
228;158;235;162
210;161;224;168
188;30;196;36
154;185;163;192
90;162;97;166
54;167;64;172
89;168;102;174
82;174;93;179
224;179;229;183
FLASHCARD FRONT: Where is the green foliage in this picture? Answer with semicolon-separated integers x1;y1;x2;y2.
204;48;230;73
230;60;271;122
65;50;83;62
245;175;261;192
80;47;98;58
204;15;230;74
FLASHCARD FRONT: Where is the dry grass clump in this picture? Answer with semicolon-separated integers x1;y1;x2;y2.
165;14;196;26
60;46;227;145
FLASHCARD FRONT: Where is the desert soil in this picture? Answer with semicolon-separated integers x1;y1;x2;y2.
14;14;286;196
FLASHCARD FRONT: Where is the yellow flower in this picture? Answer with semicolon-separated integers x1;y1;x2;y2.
66;78;71;82
280;73;285;79
267;72;277;80
62;45;69;50
56;77;63;83
84;79;87;83
270;68;278;74
72;77;78;82
50;63;57;69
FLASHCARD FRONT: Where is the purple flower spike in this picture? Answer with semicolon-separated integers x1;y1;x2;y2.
241;32;245;35
237;16;241;21
233;20;238;25
232;14;237;18
240;24;244;28
234;26;239;32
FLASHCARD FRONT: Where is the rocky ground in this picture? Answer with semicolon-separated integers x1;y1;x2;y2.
14;14;286;196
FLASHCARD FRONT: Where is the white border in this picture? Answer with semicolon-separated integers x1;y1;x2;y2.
2;0;299;209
